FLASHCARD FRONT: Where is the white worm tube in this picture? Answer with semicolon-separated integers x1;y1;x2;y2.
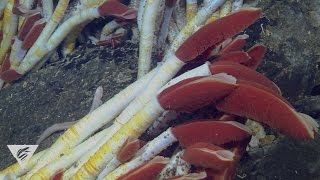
232;0;244;12
220;0;232;17
96;157;121;180
167;19;179;44
62;126;120;179
104;128;177;179
159;61;211;91
137;0;146;31
0;151;45;179
42;0;54;20
158;150;184;179
137;0;163;78
146;110;179;137
175;152;191;176
0;0;8;17
30;128;111;179
74;98;165;179
0;0;18;64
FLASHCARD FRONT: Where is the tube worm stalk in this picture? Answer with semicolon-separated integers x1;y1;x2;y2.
0;150;46;179
137;0;147;31
175;153;191;176
0;0;18;64
219;0;232;17
30;127;112;179
232;0;244;12
186;0;197;23
0;0;8;18
41;0;54;20
74;98;165;179
146;110;179;137
167;19;179;44
24;67;156;178
158;151;185;179
137;0;163;78
62;128;120;179
105;128;177;179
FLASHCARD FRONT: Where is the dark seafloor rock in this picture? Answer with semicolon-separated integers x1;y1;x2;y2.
0;0;320;179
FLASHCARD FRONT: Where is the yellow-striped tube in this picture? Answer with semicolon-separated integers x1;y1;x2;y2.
0;150;46;179
73;99;164;179
30;128;111;180
0;0;18;64
186;0;197;23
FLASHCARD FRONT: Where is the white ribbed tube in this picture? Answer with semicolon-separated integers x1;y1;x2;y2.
104;128;177;179
137;0;163;78
30;128;111;179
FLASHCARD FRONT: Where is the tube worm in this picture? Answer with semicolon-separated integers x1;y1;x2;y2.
17;0;137;77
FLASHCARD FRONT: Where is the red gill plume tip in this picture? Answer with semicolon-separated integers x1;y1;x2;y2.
175;8;262;62
98;0;137;20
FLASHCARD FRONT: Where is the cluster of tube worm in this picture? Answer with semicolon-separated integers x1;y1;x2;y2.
0;0;137;89
0;0;319;180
